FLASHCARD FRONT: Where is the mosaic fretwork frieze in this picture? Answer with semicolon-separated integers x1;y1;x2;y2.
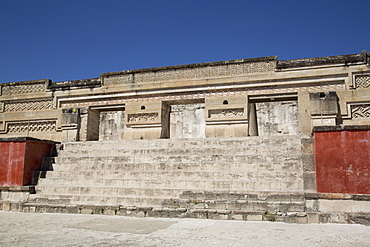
208;108;244;118
104;61;275;85
4;99;53;112
7;121;57;133
351;104;370;118
1;83;45;95
355;75;370;88
60;82;345;108
127;113;159;123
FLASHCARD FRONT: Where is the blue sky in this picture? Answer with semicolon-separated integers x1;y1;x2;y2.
1;0;369;84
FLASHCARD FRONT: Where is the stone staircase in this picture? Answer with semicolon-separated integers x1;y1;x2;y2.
24;136;307;220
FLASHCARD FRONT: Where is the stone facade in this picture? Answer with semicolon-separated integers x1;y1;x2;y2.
1;52;369;141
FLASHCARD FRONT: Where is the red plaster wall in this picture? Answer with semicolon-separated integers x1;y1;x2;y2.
23;141;53;185
315;130;370;194
0;142;26;186
0;140;52;186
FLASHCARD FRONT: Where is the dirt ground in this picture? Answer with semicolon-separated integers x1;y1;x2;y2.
1;211;370;247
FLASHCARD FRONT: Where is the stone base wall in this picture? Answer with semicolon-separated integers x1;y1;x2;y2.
0;138;54;186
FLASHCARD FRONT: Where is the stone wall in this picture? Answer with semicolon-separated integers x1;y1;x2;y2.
170;104;205;139
0;52;369;142
256;101;298;136
99;110;125;141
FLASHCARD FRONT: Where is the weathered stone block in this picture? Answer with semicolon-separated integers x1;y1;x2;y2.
80;208;93;214
310;92;339;116
307;213;320;223
302;154;315;172
2;202;11;211
230;214;244;220
246;214;263;221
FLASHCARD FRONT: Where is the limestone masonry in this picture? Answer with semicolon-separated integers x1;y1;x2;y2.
0;52;369;224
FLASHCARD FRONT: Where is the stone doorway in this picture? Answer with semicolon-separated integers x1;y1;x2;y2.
167;102;206;139
249;99;298;136
98;110;126;141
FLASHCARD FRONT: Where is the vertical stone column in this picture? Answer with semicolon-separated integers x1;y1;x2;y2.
297;91;312;136
60;108;80;142
248;103;258;136
79;108;99;141
160;103;170;139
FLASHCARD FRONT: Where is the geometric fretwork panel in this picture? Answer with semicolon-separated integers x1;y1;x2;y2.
208;108;244;118
105;61;276;85
127;113;159;123
2;83;45;95
355;75;370;88
4;99;53;112
351;104;370;118
7;121;57;133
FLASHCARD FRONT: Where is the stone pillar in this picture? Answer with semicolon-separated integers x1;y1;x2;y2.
124;101;163;140
160;103;170;139
80;108;99;141
297;91;312;136
310;92;339;127
60;108;80;142
248;103;258;136
205;96;248;138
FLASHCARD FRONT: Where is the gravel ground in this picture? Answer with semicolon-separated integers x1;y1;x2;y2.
1;211;370;247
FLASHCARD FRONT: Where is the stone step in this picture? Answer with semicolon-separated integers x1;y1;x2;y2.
29;191;306;210
53;153;302;165
35;186;187;198
30;136;306;213
36;177;303;191
30;194;170;207
43;170;302;181
58;145;301;157
61;136;302;151
178;191;306;202
50;161;303;172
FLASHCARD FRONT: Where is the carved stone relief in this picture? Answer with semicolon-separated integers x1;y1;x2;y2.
7;121;57;133
103;61;275;85
4;99;53;112
355;75;370;88
351;104;370;118
208;108;244;118
127;113;159;123
2;83;45;95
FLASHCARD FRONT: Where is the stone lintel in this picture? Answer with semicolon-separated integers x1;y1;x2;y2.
0;136;57;144
313;125;370;132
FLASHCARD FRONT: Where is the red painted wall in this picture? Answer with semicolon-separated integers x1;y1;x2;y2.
0;140;53;186
315;129;370;194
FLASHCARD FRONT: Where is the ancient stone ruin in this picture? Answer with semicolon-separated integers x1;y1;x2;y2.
0;51;369;224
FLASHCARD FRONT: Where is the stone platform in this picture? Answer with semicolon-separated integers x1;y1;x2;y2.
1;136;370;224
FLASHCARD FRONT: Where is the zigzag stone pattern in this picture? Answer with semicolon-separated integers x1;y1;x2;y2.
2;83;45;95
7;121;57;133
4;100;53;112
